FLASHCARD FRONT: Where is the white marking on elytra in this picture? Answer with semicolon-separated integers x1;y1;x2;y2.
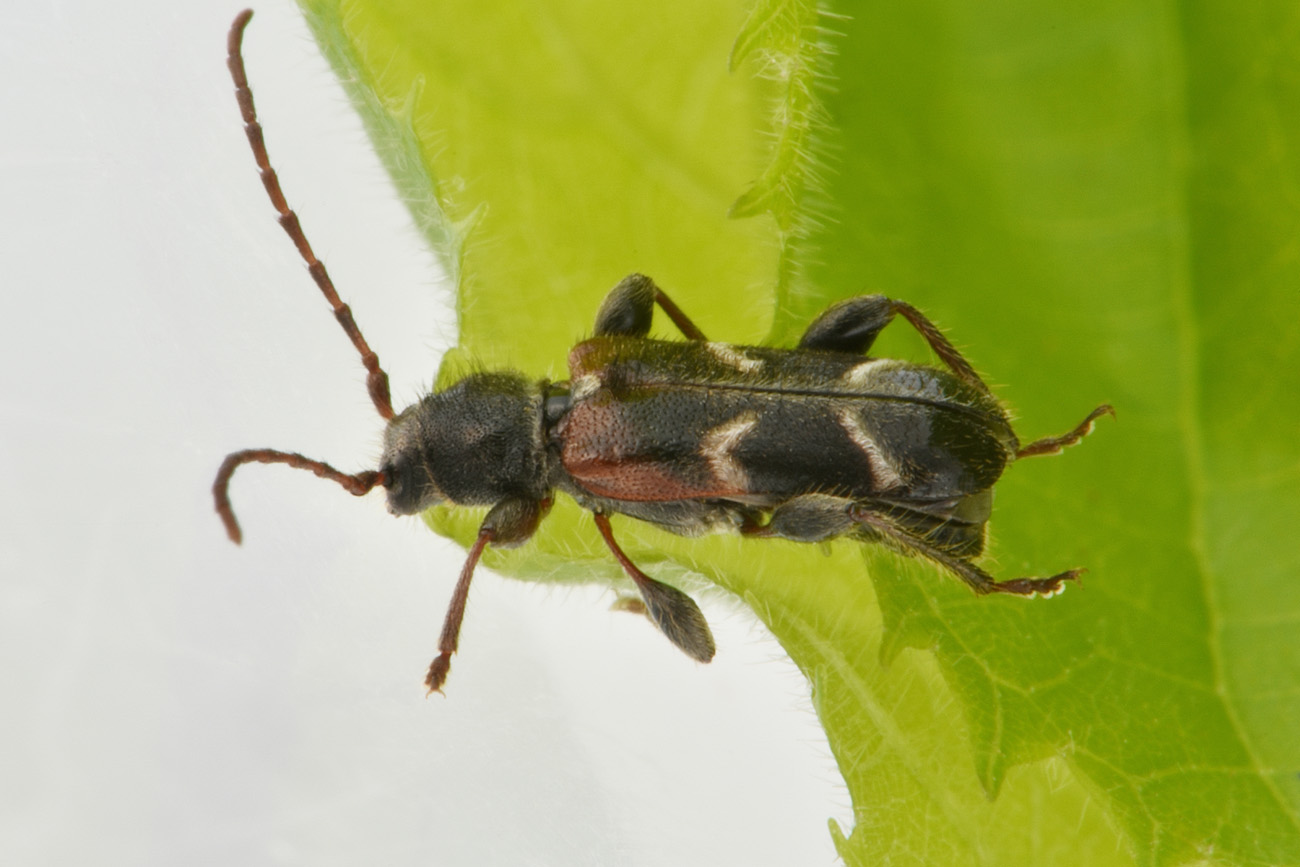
841;358;888;389
571;373;601;401
837;409;904;490
706;342;764;373
702;411;759;491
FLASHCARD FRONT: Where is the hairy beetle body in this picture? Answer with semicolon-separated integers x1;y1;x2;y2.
559;335;1015;505
215;11;1113;694
382;372;550;515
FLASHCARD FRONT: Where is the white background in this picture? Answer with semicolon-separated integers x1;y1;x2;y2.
0;2;849;865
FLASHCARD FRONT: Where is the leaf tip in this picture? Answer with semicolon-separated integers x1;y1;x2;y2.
828;816;853;861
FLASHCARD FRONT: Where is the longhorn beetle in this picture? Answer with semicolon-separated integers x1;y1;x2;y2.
214;10;1113;694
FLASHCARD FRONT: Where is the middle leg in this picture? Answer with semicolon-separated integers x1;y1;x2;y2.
593;512;716;662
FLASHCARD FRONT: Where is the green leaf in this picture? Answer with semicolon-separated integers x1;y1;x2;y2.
297;0;1300;864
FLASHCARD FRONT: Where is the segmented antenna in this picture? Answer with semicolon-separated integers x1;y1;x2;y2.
214;451;385;543
226;9;394;420
214;11;392;543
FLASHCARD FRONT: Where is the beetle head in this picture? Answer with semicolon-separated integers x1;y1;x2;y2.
380;372;548;516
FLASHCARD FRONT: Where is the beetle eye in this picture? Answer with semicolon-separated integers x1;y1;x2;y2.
381;457;444;515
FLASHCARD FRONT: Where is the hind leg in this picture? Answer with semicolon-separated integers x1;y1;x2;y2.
742;494;857;543
848;503;1081;597
1017;404;1115;459
798;296;989;392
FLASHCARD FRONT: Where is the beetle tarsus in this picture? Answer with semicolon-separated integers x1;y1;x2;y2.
426;526;496;694
849;503;1084;599
610;596;648;615
1016;404;1115;459
985;568;1085;598
425;654;451;695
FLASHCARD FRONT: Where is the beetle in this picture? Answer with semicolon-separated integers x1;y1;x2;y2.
214;10;1112;693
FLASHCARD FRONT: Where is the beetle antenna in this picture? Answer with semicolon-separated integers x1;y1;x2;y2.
226;9;395;420
214;449;386;544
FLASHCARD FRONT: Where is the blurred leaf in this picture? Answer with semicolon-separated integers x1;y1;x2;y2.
298;0;1300;864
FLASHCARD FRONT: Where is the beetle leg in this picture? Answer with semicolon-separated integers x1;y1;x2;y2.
749;494;857;543
651;285;708;341
592;513;716;663
610;595;648;615
1016;404;1115;459
425;527;493;695
426;496;551;694
593;274;708;340
798;295;895;355
885;300;990;391
801;296;990;392
848;503;1083;598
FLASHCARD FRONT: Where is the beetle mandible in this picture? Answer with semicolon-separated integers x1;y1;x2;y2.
214;10;1113;694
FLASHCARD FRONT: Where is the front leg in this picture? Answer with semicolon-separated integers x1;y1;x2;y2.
593;273;708;340
426;496;552;694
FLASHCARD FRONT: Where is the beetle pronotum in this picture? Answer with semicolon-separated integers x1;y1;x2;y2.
214;10;1112;694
